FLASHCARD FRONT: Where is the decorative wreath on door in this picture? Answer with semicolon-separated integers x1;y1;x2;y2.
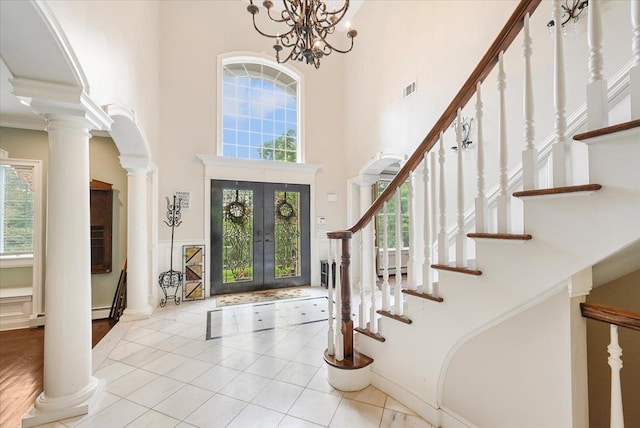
224;190;248;225
276;193;297;222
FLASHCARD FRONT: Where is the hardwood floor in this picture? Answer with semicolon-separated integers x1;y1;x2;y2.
0;319;115;428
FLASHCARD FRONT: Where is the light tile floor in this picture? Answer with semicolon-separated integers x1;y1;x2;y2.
33;287;432;428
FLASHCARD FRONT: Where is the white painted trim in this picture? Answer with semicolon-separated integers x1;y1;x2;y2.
0;157;44;318
91;307;111;320
216;51;306;162
198;154;321;178
10;78;113;131
0;254;34;268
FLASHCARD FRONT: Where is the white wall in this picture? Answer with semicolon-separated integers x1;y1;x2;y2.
443;290;572;428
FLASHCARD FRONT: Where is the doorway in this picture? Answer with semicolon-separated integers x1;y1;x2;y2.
210;180;310;295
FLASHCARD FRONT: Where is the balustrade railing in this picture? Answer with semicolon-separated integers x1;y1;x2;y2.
325;0;639;366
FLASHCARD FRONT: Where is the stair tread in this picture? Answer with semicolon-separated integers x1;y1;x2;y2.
377;309;413;324
324;349;374;370
402;289;444;302
467;232;532;240
513;184;601;198
355;326;386;342
573;119;640;141
431;264;482;276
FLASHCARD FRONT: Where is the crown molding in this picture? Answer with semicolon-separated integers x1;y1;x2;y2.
10;78;112;131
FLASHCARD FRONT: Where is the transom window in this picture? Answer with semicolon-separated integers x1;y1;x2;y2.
221;60;300;162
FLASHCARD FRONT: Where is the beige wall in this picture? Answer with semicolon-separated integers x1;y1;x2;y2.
443;290;572;427
157;1;348;244
0;127;127;310
586;270;640;428
48;0;160;160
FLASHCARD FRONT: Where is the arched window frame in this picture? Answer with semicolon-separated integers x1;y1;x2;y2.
216;52;305;163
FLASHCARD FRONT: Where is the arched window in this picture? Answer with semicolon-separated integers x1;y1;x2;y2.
219;56;301;162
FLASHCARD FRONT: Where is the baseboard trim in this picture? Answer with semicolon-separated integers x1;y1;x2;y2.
370;369;477;428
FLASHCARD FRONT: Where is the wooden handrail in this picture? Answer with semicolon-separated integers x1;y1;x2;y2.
346;0;542;234
581;303;640;332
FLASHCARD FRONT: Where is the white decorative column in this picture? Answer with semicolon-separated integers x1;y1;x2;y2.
119;155;153;321
13;80;112;427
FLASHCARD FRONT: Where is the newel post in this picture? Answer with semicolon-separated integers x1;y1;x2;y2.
328;230;354;359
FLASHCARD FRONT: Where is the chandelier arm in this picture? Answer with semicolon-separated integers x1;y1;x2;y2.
282;0;302;25
315;30;354;54
324;0;350;17
265;7;289;23
253;16;297;40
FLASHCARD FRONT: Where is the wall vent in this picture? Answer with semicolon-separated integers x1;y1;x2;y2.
403;81;416;98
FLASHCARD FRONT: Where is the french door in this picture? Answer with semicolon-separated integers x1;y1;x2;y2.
210;180;310;295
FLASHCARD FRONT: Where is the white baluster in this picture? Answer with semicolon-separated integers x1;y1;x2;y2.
359;229;366;330
497;51;511;233
334;241;344;361
522;13;538;191
455;108;467;267
608;325;625;428
407;174;415;290
430;151;437;240
631;0;640;119
369;225;377;334
475;82;488;232
382;201;390;313
394;188;403;316
551;0;569;187
587;0;608;130
438;132;448;266
422;154;433;295
327;240;334;355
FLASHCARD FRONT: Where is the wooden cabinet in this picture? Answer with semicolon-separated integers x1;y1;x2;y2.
90;180;113;274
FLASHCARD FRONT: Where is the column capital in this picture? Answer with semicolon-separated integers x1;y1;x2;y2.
119;155;150;173
356;174;378;187
10;78;112;131
568;267;593;298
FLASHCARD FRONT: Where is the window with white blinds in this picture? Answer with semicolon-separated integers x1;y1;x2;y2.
0;164;35;255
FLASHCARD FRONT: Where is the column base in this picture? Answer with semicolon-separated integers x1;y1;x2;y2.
324;349;373;392
23;377;100;427
119;305;153;322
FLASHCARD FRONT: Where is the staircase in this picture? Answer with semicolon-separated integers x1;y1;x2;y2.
324;1;640;427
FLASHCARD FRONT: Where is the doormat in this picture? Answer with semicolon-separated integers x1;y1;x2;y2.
215;286;311;307
207;296;328;340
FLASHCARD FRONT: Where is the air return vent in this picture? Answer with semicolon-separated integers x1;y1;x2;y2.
403;81;416;98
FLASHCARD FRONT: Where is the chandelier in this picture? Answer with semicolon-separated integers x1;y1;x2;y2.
246;0;358;69
547;0;589;28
